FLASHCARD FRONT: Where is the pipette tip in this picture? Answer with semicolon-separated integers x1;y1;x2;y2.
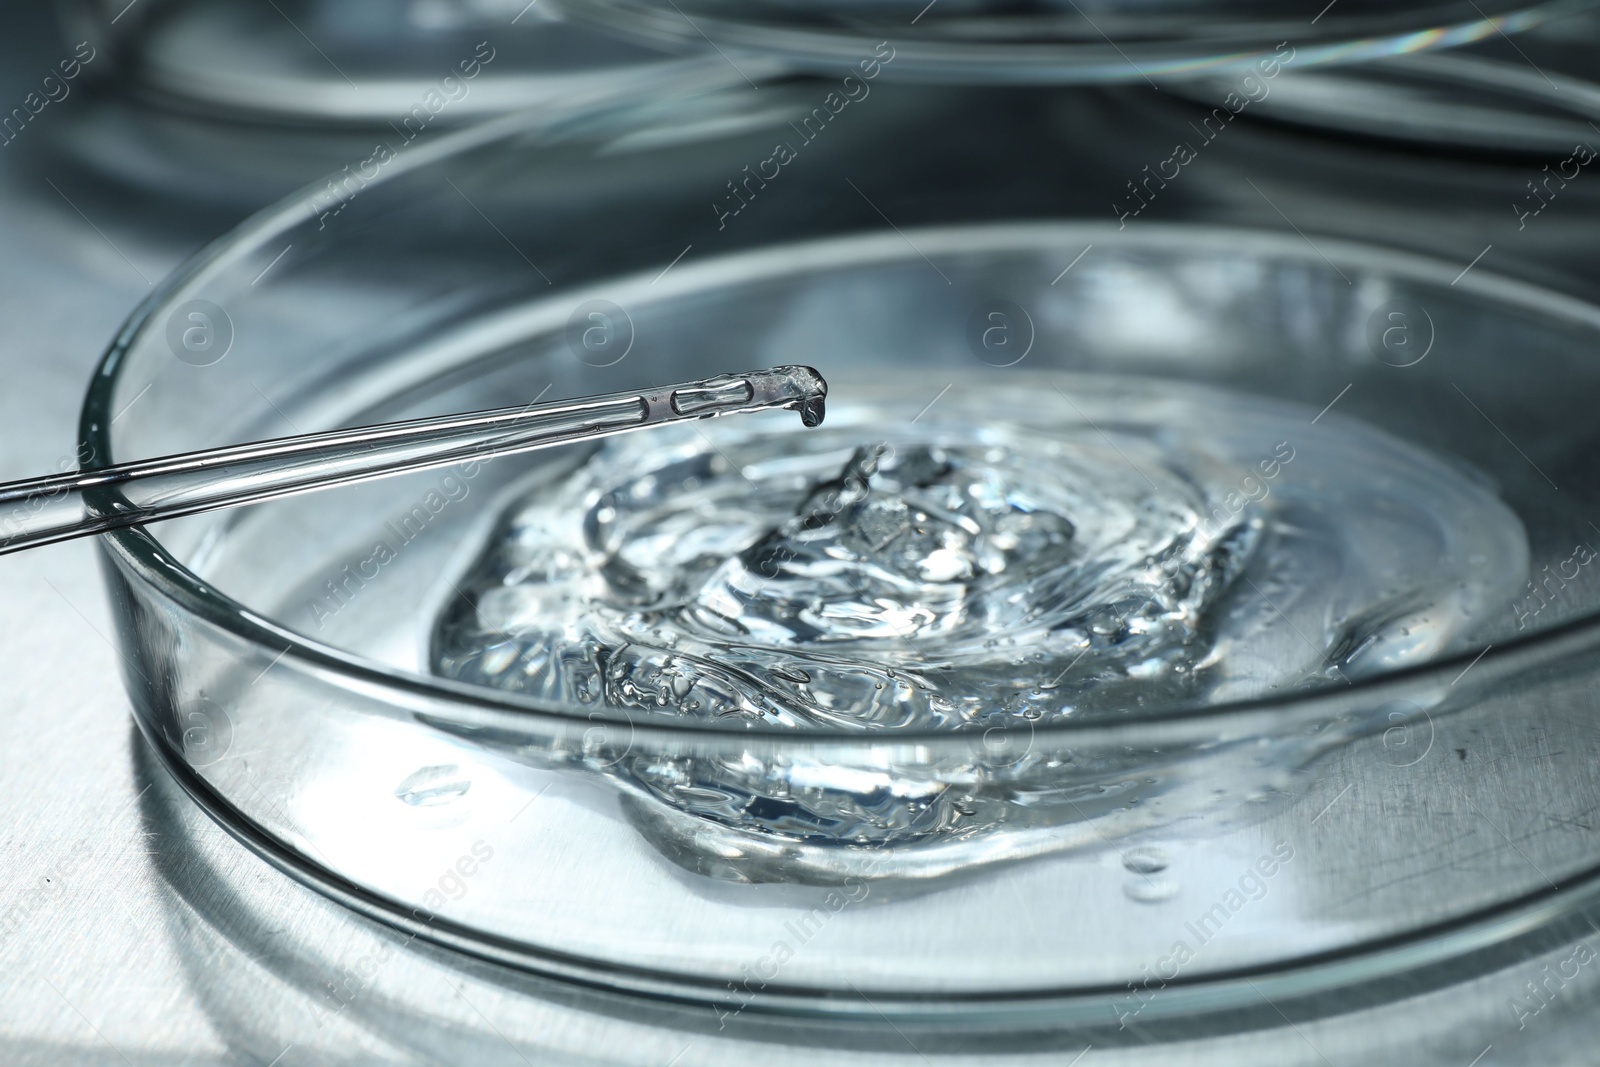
765;364;827;428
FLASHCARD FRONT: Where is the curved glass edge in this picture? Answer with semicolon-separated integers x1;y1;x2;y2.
1164;50;1600;158
129;695;1600;1028
549;0;1595;84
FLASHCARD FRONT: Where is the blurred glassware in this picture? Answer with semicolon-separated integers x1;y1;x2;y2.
548;0;1595;84
1165;7;1600;157
56;0;715;123
42;0;753;209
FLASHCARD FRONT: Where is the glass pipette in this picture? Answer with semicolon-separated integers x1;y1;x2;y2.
0;365;826;555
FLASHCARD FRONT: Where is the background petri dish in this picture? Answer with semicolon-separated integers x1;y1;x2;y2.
81;74;1600;1014
548;0;1595;84
59;0;715;124
1162;6;1600;157
41;0;757;211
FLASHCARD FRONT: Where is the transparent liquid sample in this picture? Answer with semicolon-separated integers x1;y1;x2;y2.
430;372;1527;873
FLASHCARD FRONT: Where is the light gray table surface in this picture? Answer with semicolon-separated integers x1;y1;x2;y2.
0;9;235;1061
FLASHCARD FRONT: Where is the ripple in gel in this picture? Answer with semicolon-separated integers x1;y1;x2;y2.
430;373;1526;861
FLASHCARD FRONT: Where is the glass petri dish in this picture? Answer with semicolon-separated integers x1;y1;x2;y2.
44;0;755;211
548;0;1593;84
60;0;715;124
1164;44;1600;157
83;72;1600;1016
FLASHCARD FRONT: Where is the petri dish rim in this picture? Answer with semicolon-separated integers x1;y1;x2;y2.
549;0;1596;84
1162;49;1600;157
134;704;1600;1025
75;86;1600;749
